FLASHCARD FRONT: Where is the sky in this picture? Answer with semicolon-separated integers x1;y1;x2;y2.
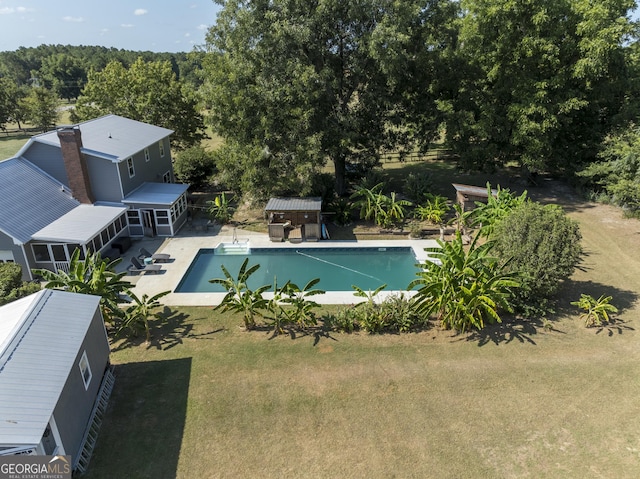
0;1;222;53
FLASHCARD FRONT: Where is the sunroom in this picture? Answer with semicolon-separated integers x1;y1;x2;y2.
29;204;128;274
122;182;189;237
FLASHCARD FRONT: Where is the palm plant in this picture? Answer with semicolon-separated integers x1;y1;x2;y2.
115;290;171;342
33;248;131;323
209;258;269;330
571;294;618;327
409;232;520;332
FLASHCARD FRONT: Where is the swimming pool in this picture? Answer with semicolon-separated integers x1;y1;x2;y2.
175;246;420;293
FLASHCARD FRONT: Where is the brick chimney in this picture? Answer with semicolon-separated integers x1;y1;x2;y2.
57;126;95;204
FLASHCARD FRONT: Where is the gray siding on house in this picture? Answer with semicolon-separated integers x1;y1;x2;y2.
84;154;122;203
119;141;173;198
53;308;110;460
20;142;67;185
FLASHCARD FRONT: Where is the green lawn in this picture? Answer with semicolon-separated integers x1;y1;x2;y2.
85;306;640;479
0;134;29;159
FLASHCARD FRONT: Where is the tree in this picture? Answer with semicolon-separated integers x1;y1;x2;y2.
492;202;583;315
39;53;87;101
33;249;131;323
577;125;640;212
202;0;451;196
72;58;206;149
21;86;59;131
446;0;635;175
409;232;520;332
173;146;216;189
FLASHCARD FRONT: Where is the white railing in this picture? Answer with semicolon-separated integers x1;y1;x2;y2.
54;261;70;274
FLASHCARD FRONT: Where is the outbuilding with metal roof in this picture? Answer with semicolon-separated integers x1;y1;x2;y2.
0;289;113;473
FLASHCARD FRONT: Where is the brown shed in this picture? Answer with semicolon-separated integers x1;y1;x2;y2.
452;183;498;212
265;197;323;242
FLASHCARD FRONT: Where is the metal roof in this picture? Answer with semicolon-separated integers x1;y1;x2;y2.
0;158;80;244
122;182;189;206
25;115;173;163
31;204;126;244
264;197;322;212
452;183;498;198
0;290;102;448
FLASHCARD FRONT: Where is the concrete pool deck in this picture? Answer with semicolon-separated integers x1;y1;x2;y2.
123;224;440;306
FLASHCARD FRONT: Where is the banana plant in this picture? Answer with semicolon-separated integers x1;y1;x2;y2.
409;232;520;332
571;294;618;327
33;248;131;323
207;192;235;224
115;290;171;342
209;258;269;330
278;278;325;330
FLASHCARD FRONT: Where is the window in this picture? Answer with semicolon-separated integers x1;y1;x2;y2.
156;210;170;225
163;171;171;183
127;157;135;178
32;244;51;262
127;210;141;225
159;140;165;158
51;245;66;262
78;351;92;390
144;148;150;162
0;251;15;263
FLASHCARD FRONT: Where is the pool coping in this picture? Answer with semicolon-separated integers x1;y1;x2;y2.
129;230;440;306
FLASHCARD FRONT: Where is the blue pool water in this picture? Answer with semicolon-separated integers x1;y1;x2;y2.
175;246;419;293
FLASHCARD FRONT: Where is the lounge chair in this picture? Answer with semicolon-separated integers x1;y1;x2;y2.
127;256;163;275
138;247;171;262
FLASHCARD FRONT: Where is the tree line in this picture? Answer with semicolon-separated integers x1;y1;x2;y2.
1;1;639;209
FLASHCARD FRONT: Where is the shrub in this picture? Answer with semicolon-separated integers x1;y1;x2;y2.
174;146;216;190
492;202;582;316
0;263;41;305
327;287;423;334
324;308;358;333
328;198;353;226
403;171;433;203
